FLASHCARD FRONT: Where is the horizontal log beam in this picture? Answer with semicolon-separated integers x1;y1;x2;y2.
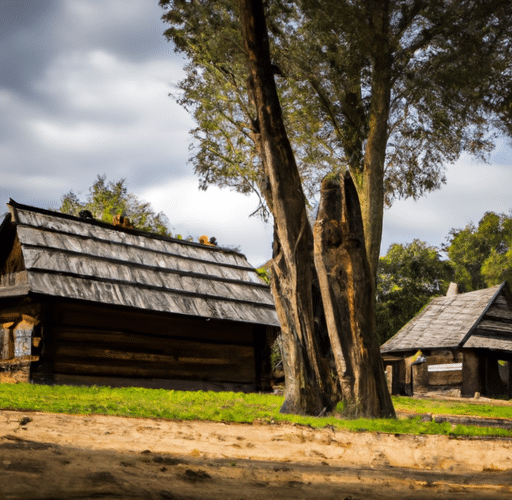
53;359;255;383
52;326;254;349
55;343;253;364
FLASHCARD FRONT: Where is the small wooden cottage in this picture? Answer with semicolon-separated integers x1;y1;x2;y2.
381;283;512;398
0;200;280;391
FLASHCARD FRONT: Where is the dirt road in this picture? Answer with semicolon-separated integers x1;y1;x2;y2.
1;409;512;499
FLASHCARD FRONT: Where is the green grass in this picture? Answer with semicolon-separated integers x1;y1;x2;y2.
1;383;512;438
392;396;512;419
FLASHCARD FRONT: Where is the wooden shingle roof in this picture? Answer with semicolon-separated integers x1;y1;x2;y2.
381;283;512;354
0;200;279;327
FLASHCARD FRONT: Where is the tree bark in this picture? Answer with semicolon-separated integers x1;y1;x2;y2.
350;0;392;281
313;173;395;418
239;0;393;418
239;0;337;415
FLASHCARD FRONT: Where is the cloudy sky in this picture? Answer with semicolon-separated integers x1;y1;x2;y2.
1;0;511;266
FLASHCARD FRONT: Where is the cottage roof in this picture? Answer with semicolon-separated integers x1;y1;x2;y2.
381;283;512;354
0;200;279;327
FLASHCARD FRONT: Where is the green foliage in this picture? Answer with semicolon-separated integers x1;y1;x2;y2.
59;175;172;236
160;0;512;210
1;384;511;437
255;264;270;284
376;240;453;344
445;211;512;291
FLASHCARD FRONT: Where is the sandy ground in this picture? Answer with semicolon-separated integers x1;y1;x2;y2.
1;409;512;499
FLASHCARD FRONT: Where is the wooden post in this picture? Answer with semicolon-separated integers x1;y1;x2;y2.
508;360;512;400
1;323;14;360
14;320;34;358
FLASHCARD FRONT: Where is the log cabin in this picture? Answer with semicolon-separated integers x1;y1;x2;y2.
0;200;280;392
381;282;512;399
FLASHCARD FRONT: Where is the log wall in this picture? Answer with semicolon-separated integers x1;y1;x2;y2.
32;301;272;392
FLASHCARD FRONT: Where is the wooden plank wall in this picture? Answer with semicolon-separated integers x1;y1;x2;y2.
0;230;28;288
38;302;260;391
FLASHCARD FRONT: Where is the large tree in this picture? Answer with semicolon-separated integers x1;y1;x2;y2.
160;0;512;416
237;0;394;417
161;0;512;279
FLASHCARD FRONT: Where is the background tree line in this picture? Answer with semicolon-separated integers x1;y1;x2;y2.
377;210;512;344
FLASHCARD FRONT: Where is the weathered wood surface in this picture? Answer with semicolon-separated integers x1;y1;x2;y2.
53;328;255;353
4;204;279;327
30;302;263;387
0;285;31;299
22;247;272;305
313;174;394;418
55;344;252;366
54;303;255;344
14;208;251;268
465;330;512;350
0;233;27;287
381;284;504;353
26;272;273;325
0;355;39;365
18;227;263;284
476;320;512;333
28;261;273;323
52;360;254;383
428;369;463;387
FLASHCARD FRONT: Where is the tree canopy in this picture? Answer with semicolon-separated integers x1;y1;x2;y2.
160;0;512;276
445;211;512;292
59;175;172;236
376;239;453;344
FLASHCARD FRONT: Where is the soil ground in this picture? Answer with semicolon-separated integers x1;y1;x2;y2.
2;408;512;499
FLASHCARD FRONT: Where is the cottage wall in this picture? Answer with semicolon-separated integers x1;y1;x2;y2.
426;352;463;388
0;301;41;383
385;350;464;396
29;301;275;392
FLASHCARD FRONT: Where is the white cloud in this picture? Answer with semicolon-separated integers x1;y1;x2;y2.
382;153;512;253
2;0;512;270
140;178;273;267
34;49;187;124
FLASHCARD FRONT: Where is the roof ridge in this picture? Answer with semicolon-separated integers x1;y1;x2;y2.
7;199;246;258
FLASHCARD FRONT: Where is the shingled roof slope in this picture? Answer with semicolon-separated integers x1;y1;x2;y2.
380;284;503;353
463;290;512;351
1;200;279;327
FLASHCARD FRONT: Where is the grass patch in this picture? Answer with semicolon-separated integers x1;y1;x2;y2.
0;383;511;438
392;396;512;419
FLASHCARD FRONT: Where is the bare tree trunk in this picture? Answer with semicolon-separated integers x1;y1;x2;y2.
350;0;392;281
239;0;393;418
239;0;337;415
313;174;395;418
